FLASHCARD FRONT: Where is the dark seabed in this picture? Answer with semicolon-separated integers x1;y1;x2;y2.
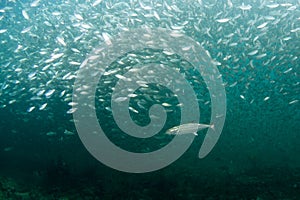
0;0;299;199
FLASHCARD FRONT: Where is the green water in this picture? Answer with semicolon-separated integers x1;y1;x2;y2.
0;0;299;199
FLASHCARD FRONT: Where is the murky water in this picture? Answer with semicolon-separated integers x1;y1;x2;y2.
0;0;299;199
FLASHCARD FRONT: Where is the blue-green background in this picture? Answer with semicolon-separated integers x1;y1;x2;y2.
0;0;299;199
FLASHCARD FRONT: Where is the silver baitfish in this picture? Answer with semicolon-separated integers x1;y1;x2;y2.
166;123;214;136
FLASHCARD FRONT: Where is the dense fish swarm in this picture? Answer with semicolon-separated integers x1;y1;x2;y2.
0;0;298;142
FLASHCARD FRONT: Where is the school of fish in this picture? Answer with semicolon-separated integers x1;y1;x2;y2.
0;0;298;143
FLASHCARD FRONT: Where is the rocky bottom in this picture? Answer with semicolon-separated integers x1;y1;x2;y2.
0;168;299;200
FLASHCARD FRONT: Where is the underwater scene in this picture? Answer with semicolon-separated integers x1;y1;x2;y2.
0;0;299;199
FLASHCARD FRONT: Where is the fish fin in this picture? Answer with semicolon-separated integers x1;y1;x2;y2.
193;132;198;136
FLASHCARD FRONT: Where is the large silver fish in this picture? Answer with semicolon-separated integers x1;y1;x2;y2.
166;123;214;136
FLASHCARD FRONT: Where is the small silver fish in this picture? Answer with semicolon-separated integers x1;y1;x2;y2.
166;123;214;136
